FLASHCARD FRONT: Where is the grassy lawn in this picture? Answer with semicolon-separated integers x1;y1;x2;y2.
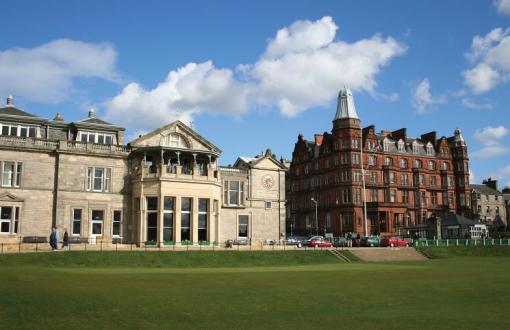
1;250;509;329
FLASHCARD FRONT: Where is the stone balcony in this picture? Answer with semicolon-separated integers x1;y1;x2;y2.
0;135;131;156
135;164;219;182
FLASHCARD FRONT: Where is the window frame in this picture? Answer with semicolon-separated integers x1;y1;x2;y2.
238;215;249;239
1;161;22;188
86;166;112;192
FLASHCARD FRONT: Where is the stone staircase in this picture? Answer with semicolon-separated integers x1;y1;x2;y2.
328;249;351;262
347;247;428;262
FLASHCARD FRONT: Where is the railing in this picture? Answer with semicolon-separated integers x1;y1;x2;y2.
219;167;249;174
414;238;510;247
0;135;130;155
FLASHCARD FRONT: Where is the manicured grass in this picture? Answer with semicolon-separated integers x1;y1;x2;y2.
0;250;338;268
1;251;510;329
418;245;510;258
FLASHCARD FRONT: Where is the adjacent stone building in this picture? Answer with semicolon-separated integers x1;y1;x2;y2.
472;179;507;229
0;96;286;245
287;88;472;237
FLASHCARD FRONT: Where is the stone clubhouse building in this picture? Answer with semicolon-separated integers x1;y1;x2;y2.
0;95;287;246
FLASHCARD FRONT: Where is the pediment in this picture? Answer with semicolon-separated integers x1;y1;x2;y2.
129;121;221;155
0;193;24;202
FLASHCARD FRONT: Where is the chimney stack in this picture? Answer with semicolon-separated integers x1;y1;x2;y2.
6;95;13;106
88;108;96;118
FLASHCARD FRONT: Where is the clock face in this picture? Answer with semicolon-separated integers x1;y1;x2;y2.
262;175;274;189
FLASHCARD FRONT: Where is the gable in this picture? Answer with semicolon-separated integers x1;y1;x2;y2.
252;157;285;170
129;121;221;154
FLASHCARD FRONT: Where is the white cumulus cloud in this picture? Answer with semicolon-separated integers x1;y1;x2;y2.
105;16;406;128
474;126;509;145
494;0;510;15
463;28;510;94
251;16;407;116
472;125;510;159
410;78;445;113
105;61;249;130
0;39;118;103
471;145;510;159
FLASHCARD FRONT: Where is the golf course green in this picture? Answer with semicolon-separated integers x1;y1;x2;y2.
1;249;509;329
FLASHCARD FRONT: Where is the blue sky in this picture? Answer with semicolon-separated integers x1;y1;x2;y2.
1;0;510;187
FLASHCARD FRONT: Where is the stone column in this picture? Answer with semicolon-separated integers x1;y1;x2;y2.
174;196;181;243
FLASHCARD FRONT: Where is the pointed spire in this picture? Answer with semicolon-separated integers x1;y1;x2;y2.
454;127;466;145
334;87;359;120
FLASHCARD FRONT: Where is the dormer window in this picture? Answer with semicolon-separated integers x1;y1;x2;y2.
426;143;434;156
1;124;36;138
412;141;420;154
398;140;405;152
383;138;392;152
80;131;113;144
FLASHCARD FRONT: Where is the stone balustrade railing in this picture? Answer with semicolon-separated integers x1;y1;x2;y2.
0;135;131;155
219;167;249;175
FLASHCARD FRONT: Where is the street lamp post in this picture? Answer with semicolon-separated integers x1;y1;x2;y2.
360;134;368;237
311;198;318;236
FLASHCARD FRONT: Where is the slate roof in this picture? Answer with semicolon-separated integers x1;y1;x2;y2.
78;117;115;126
472;184;501;196
442;214;478;226
0;106;39;118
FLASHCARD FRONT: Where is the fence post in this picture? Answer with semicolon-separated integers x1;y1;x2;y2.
1;243;3;254
36;241;38;252
456;239;458;246
116;241;118;252
19;241;21;253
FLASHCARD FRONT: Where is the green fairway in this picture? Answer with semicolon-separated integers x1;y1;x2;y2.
1;250;510;329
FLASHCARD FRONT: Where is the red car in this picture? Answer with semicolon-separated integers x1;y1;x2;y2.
380;236;413;247
307;238;334;248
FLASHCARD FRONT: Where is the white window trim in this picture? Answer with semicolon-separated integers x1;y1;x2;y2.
237;214;250;239
79;131;114;144
112;209;122;238
1;161;22;188
86;167;112;192
71;208;83;237
90;209;105;237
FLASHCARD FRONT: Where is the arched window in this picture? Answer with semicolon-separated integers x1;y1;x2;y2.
428;160;435;170
399;158;407;168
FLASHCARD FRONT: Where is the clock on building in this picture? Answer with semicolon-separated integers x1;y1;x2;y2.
262;175;274;189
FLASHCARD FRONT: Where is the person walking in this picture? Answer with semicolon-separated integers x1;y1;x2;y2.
49;227;57;251
62;228;69;250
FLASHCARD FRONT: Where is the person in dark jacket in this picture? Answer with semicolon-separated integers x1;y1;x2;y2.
49;227;57;251
62;228;69;250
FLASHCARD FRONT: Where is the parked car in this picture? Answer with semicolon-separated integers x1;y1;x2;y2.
361;236;381;247
380;236;413;247
307;237;334;248
296;236;324;247
283;237;301;246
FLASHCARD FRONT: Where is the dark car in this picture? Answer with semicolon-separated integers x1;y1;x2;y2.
361;236;381;247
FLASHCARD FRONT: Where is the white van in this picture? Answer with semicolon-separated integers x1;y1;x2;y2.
470;224;489;239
